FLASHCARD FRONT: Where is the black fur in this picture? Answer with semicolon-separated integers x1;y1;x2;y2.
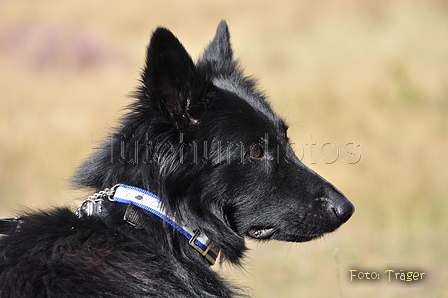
0;21;354;297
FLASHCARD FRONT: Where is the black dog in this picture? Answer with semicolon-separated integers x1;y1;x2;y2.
0;21;354;297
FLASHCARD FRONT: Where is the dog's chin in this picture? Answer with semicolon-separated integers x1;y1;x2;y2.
273;234;324;243
287;234;323;242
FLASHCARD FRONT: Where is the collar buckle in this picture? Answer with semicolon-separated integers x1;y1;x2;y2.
189;231;220;265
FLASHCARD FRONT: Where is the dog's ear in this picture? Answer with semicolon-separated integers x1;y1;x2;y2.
141;27;200;125
203;20;233;64
199;20;239;76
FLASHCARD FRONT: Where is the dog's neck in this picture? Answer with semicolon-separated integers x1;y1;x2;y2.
76;184;220;265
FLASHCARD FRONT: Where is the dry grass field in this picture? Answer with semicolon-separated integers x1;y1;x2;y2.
1;0;447;297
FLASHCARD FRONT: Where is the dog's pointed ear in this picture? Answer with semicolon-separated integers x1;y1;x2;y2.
199;20;238;76
203;20;233;63
141;27;198;121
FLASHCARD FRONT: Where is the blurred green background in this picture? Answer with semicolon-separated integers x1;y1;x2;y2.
0;0;447;297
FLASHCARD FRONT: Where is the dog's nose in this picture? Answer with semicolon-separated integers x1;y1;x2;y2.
331;197;354;223
325;186;354;223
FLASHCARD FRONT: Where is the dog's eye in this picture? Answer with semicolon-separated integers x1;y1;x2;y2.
250;145;264;158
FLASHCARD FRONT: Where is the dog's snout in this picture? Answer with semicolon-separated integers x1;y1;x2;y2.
330;197;354;223
320;184;354;223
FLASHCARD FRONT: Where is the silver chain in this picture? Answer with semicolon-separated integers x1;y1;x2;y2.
75;185;119;218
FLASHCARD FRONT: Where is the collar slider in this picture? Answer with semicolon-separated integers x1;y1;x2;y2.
189;231;220;265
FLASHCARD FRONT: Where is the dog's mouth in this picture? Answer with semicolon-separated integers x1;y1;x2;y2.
247;226;276;239
247;226;325;242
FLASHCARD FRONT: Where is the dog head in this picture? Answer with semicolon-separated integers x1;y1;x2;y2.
74;21;354;264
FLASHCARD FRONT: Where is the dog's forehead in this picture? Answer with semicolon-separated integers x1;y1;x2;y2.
213;77;283;129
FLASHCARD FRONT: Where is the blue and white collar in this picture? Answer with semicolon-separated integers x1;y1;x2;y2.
76;184;220;265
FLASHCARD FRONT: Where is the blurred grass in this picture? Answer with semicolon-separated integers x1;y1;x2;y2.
1;0;447;297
